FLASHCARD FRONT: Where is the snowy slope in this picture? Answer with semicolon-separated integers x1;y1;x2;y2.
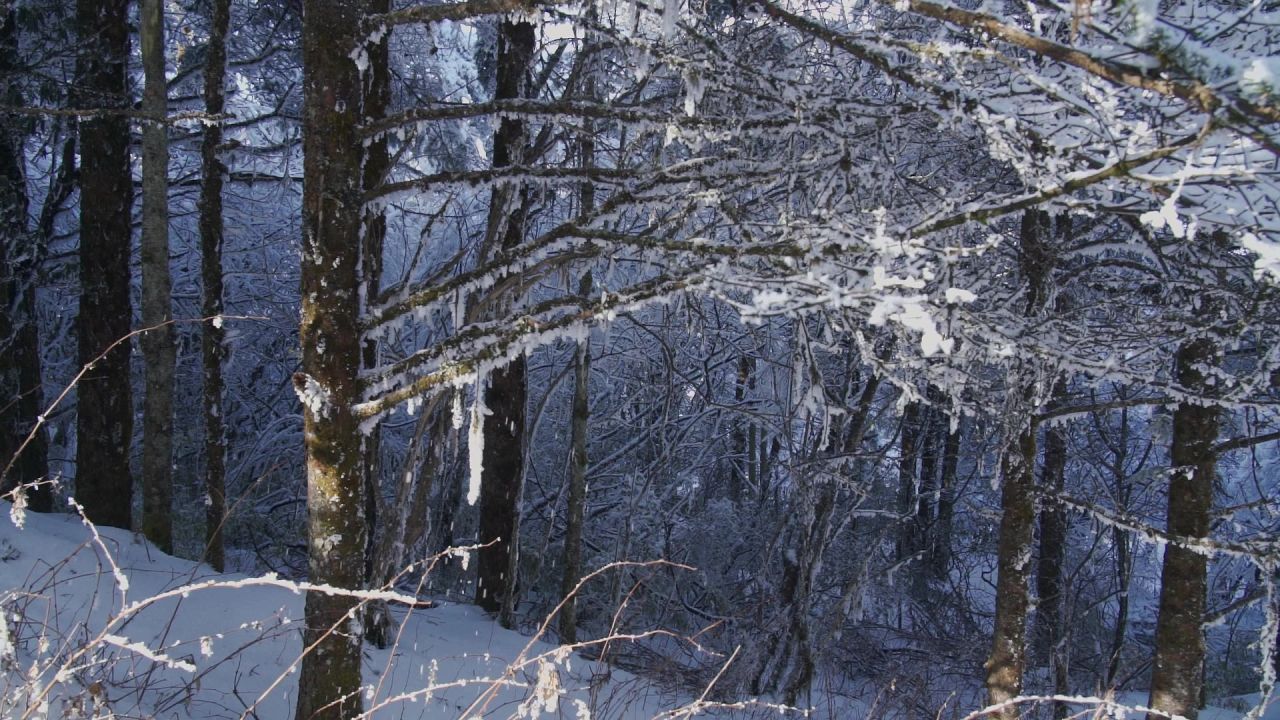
0;503;680;719
2;502;1276;720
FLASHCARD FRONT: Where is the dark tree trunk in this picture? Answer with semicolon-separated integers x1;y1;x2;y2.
895;399;923;564
476;355;526;621
559;274;592;644
0;8;50;512
1105;405;1133;689
1107;523;1131;688
1035;381;1070;718
359;0;393;648
474;17;536;627
294;0;370;716
755;365;879;703
916;399;940;529
367;398;444;649
140;0;175;554
985;210;1059;718
199;0;230;571
74;0;133;530
1147;338;1219;720
929;415;961;581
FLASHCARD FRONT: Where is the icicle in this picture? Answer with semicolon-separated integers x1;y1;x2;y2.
683;68;705;117
662;0;679;39
467;377;491;506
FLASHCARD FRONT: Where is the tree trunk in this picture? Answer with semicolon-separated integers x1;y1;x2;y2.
1107;522;1131;688
0;8;51;512
755;364;879;702
367;397;444;648
1105;404;1133;689
359;0;391;645
140;0;175;554
930;415;961;581
985;421;1037;717
895;399;922;564
74;0;133;530
199;0;230;572
474;17;536;627
1035;381;1070;719
1147;338;1219;720
985;210;1058;719
477;354;526;622
559;272;592;644
294;0;370;716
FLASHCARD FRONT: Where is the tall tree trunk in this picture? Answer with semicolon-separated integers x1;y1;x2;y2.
294;0;370;716
916;399;940;528
367;397;444;649
474;17;535;628
0;8;51;512
1147;338;1219;720
74;0;133;530
559;90;597;642
1035;381;1070;718
359;0;393;647
755;365;879;703
1107;523;1131;688
894;399;922;564
1105;405;1132;689
140;0;175;554
985;419;1037;717
559;272;592;644
985;210;1058;719
930;415;961;581
200;0;231;571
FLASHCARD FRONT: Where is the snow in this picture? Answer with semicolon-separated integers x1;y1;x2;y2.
1242;57;1280;101
294;373;332;419
1241;232;1280;282
1128;0;1161;45
0;503;680;720
3;502;1278;719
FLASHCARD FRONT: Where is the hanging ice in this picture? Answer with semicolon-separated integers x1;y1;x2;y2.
467;379;491;506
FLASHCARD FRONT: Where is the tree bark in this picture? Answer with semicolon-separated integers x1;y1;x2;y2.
0;8;50;512
559;272;592;644
929;415;961;581
1105;405;1133;689
1147;338;1219;720
367;397;443;649
895;399;923;564
985;210;1058;718
985;420;1037;717
200;0;231;572
1035;381;1070;719
474;17;536;627
140;0;175;554
359;0;393;647
295;0;370;716
74;0;133;530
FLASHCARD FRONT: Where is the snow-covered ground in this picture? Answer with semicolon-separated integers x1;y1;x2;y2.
1;502;1276;720
0;503;688;719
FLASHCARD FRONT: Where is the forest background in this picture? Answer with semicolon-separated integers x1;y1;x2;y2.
1;0;1279;717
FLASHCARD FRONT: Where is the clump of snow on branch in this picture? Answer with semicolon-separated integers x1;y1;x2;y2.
293;373;331;419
